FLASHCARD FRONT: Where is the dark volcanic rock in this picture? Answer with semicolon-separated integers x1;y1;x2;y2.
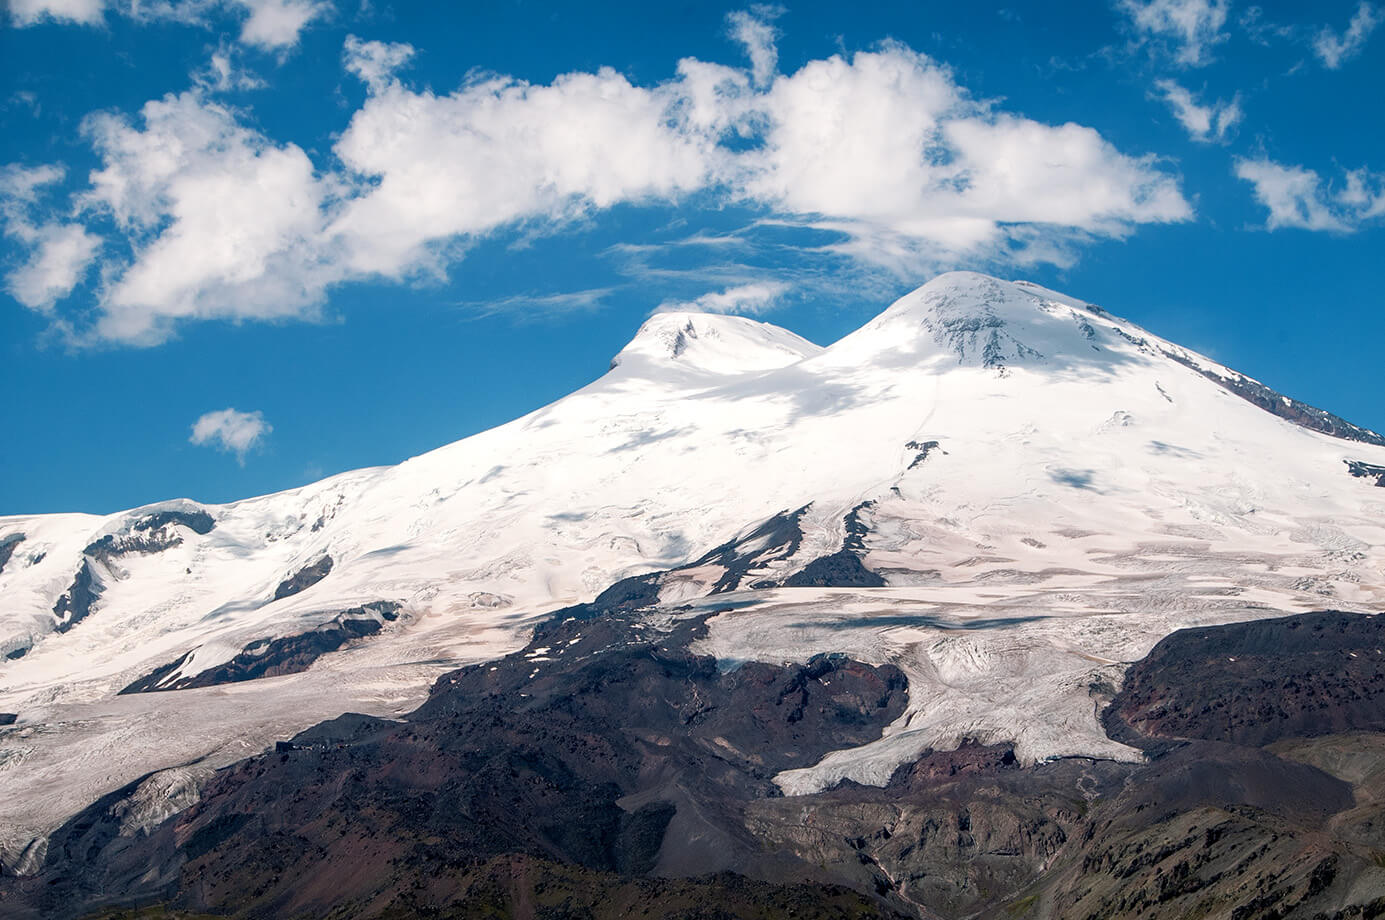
784;549;887;588
51;560;101;634
41;510;217;638
690;504;810;593
844;500;874;552
1347;459;1385;487
18;600;1385;920
1161;348;1385;447
84;509;212;567
0;713;16;726
120;602;401;693
780;502;886;588
555;506;813;616
0;533;25;575
132;509;215;535
16;607;906;919
905;440;942;469
77;854;908;920
1105;611;1385;747
271;554;333;600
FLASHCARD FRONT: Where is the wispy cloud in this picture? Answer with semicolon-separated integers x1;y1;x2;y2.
8;0;332;49
1153;79;1241;143
458;287;616;320
0;164;101;312
1235;158;1385;231
726;5;783;88
189;408;272;463
1314;1;1381;68
342;35;415;90
656;281;789;316
1116;0;1230;66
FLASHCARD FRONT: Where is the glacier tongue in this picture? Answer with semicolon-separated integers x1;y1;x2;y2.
2;270;1385;865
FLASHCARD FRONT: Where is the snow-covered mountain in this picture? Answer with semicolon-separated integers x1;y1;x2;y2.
2;270;1384;871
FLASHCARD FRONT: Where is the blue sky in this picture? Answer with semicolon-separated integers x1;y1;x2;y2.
1;0;1382;514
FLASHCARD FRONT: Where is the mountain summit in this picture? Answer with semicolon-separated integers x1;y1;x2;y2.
2;271;1383;882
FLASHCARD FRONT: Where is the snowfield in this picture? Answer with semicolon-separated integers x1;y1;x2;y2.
2;271;1383;869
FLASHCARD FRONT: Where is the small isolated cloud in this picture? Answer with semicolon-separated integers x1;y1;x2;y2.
1154;79;1241;143
194;41;268;93
657;281;789;315
1235;158;1385;231
1117;0;1230;66
1314;1;1381;68
343;35;416;90
233;0;332;50
189;408;271;462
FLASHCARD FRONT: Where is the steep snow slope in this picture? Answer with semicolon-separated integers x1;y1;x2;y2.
2;273;1383;868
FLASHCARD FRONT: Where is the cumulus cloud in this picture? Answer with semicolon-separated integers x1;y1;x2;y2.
1153;79;1241;143
8;0;330;48
1235;158;1385;231
8;9;1192;345
327;67;719;280
189;408;271;462
657;281;789;315
1117;0;1230;65
77;92;331;344
1314;1;1381;68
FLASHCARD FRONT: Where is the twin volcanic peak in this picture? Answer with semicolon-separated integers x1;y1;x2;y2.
1;271;1384;876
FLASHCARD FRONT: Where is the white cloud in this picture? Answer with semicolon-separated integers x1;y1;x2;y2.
5;223;101;311
7;0;104;25
343;35;415;90
194;41;268;93
327;68;719;280
1235;158;1385;231
0;164;101;310
189;408;271;462
77;92;331;344
0;163;67;203
727;5;782;88
657;281;789;315
233;0;331;49
9;0;330;48
460;287;616;320
1117;0;1230;65
10;11;1191;344
744;46;1188;269
1314;1;1381;68
1153;79;1241;143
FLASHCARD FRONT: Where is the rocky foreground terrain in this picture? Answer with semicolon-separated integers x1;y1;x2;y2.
1;604;1383;919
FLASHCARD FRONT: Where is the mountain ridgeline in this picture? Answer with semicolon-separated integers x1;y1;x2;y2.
2;272;1385;918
